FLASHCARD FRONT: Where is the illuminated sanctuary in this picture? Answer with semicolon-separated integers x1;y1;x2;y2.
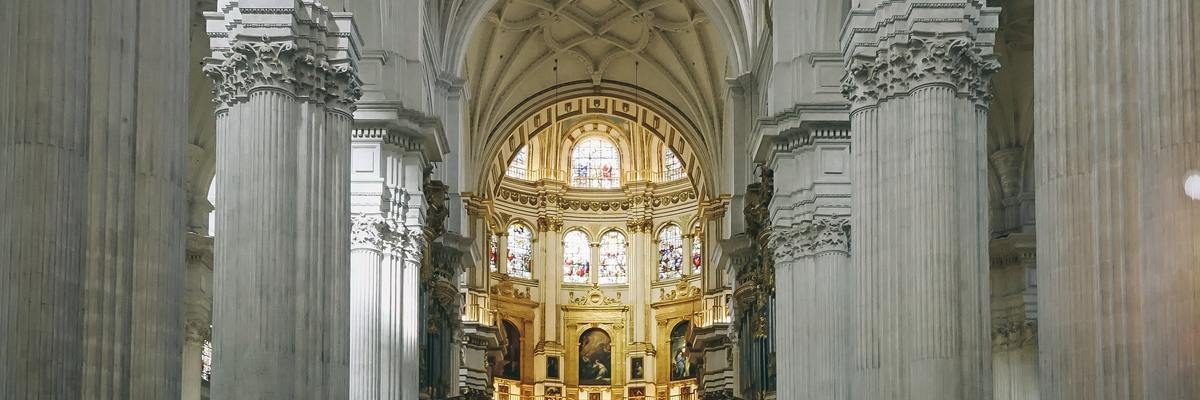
2;0;1199;400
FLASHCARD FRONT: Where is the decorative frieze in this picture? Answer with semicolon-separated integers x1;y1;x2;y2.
495;186;697;212
567;285;624;306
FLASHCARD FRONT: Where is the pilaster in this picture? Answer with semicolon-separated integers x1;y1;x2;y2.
841;1;1000;399
204;2;362;398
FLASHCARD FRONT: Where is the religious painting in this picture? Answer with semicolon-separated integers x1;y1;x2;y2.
547;356;560;379
499;321;522;380
598;230;628;284
630;356;645;380
670;321;697;381
562;230;591;284
658;224;684;280
589;393;602;400
546;386;562;400
681;386;693;400
578;328;612;385
629;386;647;399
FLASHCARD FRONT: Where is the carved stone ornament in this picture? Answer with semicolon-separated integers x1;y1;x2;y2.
489;278;532;301
185;319;212;345
351;214;386;249
992;319;1037;351
770;215;851;261
536;216;564;232
843;36;1000;110
203;41;363;112
811;216;851;254
568;284;623;306
659;282;702;302
203;3;363;113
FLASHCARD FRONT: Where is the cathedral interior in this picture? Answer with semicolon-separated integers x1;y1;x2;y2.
1;0;1198;399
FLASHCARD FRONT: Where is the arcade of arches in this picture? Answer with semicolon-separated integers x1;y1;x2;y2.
2;1;1199;400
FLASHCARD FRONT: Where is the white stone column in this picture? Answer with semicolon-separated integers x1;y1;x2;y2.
841;2;999;399
0;2;88;397
765;126;853;400
204;2;361;398
350;214;386;400
348;132;429;400
1034;1;1200;398
2;0;190;397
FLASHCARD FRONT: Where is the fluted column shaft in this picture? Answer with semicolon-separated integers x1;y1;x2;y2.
350;215;385;400
204;2;361;398
1034;1;1200;399
842;2;1000;399
0;2;91;396
2;0;189;397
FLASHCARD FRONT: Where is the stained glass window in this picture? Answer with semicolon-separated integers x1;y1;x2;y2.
507;146;529;180
489;234;499;272
658;225;684;280
507;224;533;279
599;231;628;284
663;148;686;181
691;233;703;275
563;230;591;284
570;137;621;188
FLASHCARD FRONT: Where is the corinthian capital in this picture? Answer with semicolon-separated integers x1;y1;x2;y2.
841;1;1000;109
351;214;386;249
203;1;362;111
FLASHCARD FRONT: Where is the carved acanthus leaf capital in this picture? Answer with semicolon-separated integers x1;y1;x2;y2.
843;37;1000;109
351;214;386;249
770;215;851;261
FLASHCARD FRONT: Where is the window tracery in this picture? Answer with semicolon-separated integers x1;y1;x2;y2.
507;146;529;180
507;223;533;279
570;137;621;188
663;148;686;181
657;224;684;281
563;230;591;284
598;231;628;285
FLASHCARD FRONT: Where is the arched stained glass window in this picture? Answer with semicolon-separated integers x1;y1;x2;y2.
563;230;591;284
658;224;684;281
598;231;628;285
663;148;686;181
506;146;529;179
570;137;621;188
691;233;703;275
506;223;533;279
488;233;499;272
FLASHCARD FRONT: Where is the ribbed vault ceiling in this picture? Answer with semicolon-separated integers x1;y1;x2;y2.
465;0;728;161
